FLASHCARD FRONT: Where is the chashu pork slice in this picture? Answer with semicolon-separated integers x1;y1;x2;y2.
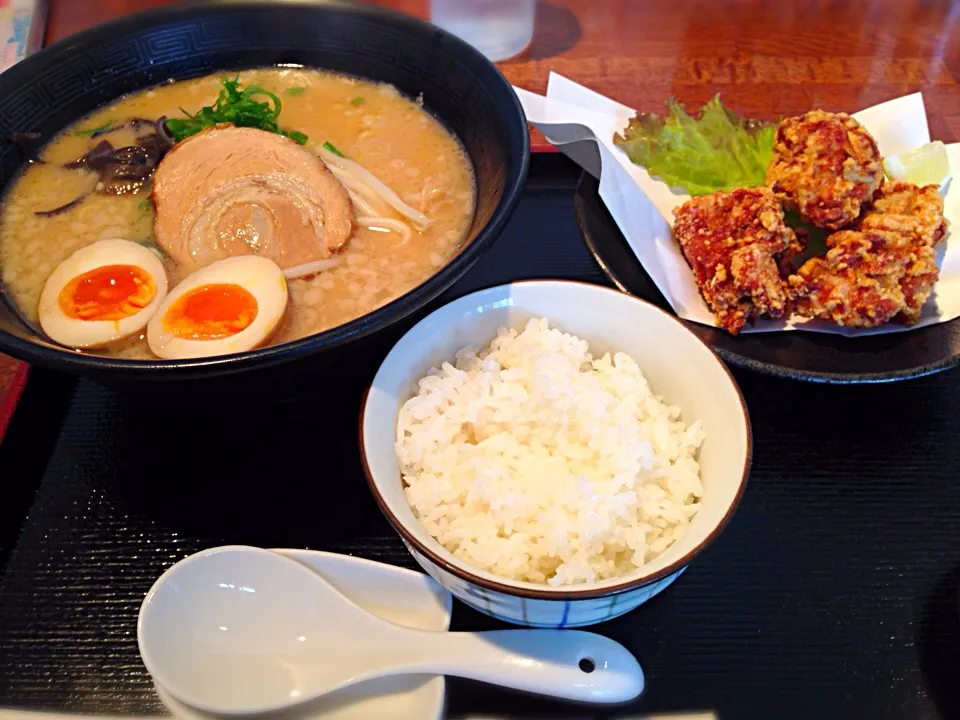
151;126;353;273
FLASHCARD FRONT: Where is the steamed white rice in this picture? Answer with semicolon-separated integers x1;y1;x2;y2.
395;318;705;587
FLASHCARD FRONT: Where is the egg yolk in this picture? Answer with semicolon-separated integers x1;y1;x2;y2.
58;264;157;321
162;283;258;340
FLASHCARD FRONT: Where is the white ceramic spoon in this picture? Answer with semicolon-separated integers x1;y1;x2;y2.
137;546;644;716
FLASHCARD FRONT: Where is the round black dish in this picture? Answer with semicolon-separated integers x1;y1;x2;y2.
0;0;529;387
575;172;960;383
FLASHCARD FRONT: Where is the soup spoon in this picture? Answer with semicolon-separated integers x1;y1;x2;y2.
138;546;644;716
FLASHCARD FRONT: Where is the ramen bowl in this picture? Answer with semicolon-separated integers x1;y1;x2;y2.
361;281;751;627
0;1;528;388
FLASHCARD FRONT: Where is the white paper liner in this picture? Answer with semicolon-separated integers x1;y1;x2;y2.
515;73;960;336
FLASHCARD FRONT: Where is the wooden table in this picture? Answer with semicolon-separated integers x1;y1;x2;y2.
45;0;960;144
3;0;960;433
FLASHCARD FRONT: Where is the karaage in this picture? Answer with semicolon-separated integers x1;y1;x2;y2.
767;110;883;230
789;230;916;326
857;181;947;247
790;182;946;328
673;187;802;333
855;181;947;322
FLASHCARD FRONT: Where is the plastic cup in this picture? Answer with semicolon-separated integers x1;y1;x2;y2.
429;0;536;62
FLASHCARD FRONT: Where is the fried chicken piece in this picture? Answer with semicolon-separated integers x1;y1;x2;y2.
673;187;802;333
857;181;947;246
897;246;941;324
789;230;912;326
855;181;947;323
767;110;883;230
791;181;947;327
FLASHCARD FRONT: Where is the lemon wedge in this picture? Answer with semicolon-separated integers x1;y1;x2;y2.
883;141;952;193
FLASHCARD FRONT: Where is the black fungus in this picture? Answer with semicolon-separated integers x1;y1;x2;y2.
64;139;116;170
9;131;44;164
35;196;86;217
62;117;173;196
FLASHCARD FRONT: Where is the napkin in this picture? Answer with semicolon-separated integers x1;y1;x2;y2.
516;73;960;336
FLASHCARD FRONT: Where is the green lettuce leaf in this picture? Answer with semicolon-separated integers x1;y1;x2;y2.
613;96;776;196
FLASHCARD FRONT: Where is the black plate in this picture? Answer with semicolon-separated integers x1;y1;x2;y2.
575;172;960;383
0;0;529;388
5;161;960;720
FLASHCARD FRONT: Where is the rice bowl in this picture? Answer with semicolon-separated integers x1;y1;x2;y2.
362;280;750;627
396;318;705;587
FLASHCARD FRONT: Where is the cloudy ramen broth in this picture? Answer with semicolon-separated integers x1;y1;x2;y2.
0;69;475;359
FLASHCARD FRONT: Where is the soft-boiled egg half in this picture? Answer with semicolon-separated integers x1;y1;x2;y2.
38;238;168;349
147;255;288;359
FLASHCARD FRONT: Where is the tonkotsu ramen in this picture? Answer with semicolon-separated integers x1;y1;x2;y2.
0;68;475;359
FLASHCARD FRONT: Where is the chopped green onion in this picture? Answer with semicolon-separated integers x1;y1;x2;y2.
134;238;170;260
285;86;306;96
136;196;153;212
73;120;114;137
350;96;365;107
165;76;309;145
287;130;309;146
322;141;346;158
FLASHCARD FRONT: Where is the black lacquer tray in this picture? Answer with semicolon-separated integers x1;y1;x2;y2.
2;160;960;720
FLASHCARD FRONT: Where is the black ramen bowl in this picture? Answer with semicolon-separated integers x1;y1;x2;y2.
0;0;528;390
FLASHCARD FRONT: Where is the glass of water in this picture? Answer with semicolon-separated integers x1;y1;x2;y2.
430;0;536;62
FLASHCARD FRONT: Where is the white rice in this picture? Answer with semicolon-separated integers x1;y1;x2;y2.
395;318;705;587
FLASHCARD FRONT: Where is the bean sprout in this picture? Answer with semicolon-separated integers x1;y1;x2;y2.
317;145;430;229
357;216;412;244
283;256;343;280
